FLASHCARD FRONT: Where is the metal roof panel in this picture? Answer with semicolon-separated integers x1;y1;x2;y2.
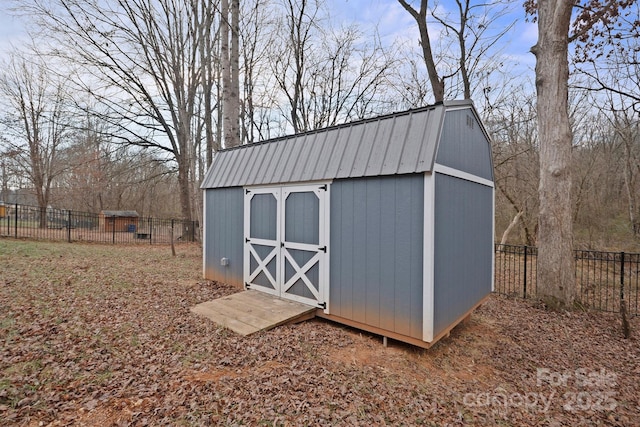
201;102;486;189
380;114;410;175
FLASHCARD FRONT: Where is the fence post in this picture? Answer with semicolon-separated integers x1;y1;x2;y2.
14;203;18;238
67;210;72;243
112;215;116;244
149;217;152;245
523;246;528;299
620;251;625;311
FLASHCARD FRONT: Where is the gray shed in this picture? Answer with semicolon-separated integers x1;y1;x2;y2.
201;100;494;347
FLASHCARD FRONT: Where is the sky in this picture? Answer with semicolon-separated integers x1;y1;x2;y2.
0;0;538;91
329;0;538;79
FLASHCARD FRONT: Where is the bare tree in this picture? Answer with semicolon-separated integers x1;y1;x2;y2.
486;86;539;245
221;0;241;148
270;0;320;133
21;0;218;225
397;0;514;103
602;99;640;236
526;0;636;307
573;2;640;111
198;0;221;167
270;0;393;133
396;0;444;102
0;54;71;227
240;0;280;143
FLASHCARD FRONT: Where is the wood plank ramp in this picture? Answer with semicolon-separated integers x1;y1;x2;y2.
190;290;317;336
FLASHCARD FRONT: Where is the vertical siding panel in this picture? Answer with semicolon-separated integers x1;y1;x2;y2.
204;188;244;287
433;174;493;336
365;179;381;328
342;181;356;320
330;175;423;338
351;180;368;324
392;178;413;336
230;189;245;285
329;183;341;316
436;109;494;181
376;178;395;330
410;177;424;338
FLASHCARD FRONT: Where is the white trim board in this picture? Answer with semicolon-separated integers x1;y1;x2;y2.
433;163;494;188
244;180;333;190
422;172;436;343
202;190;207;279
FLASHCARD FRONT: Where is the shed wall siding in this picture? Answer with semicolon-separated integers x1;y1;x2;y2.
432;173;493;336
204;188;244;287
436;109;493;181
330;174;424;339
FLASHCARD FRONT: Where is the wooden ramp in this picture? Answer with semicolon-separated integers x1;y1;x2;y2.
190;290;317;336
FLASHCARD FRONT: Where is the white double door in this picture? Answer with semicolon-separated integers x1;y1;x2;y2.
244;184;328;308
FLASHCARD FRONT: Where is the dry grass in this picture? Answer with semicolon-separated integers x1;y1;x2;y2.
1;239;639;426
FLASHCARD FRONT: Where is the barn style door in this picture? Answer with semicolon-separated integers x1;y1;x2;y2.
244;184;328;309
244;188;281;297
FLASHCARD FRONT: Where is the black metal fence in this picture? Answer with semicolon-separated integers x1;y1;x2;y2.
495;244;640;317
0;203;198;245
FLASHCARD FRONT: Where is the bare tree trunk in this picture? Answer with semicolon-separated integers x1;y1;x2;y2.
455;0;471;99
230;0;240;143
200;0;217;166
176;154;192;225
623;158;638;234
618;121;640;235
397;0;445;102
500;211;523;245
221;0;240;148
531;0;576;307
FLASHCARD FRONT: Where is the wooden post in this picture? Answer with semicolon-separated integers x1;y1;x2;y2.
67;210;72;243
170;219;176;257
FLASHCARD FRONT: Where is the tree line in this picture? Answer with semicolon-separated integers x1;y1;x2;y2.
0;0;638;307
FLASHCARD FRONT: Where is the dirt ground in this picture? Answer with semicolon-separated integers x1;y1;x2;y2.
1;239;639;426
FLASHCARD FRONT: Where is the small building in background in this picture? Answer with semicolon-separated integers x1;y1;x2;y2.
201;100;494;348
99;210;139;233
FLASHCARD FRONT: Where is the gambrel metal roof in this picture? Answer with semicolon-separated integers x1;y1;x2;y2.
201;100;477;189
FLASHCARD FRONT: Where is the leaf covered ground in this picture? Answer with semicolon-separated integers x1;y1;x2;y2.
1;239;639;426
